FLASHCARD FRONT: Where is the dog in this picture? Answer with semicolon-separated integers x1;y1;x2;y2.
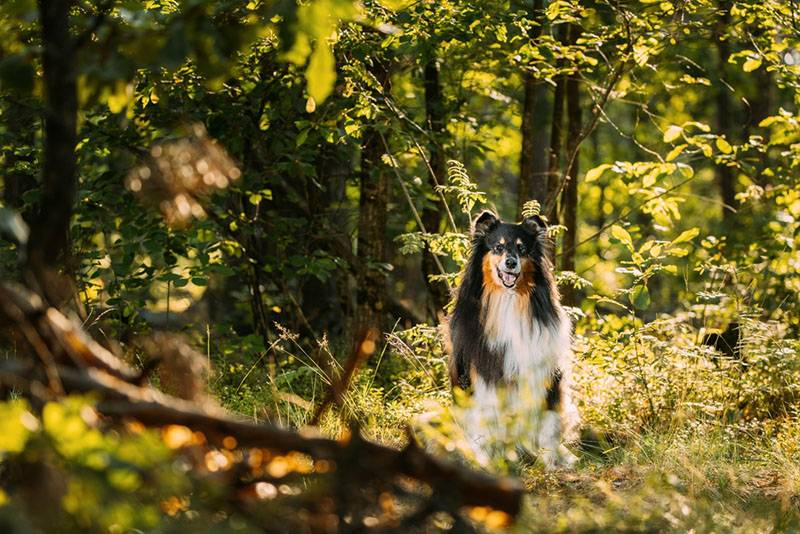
446;210;579;468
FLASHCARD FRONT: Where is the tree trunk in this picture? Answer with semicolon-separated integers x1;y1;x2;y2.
356;59;392;337
715;0;736;226
421;55;450;317
517;0;549;219
545;26;567;225
26;0;78;295
301;139;352;338
560;23;582;307
746;60;773;187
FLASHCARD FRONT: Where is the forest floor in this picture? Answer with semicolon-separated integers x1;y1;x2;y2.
516;430;800;532
216;376;800;533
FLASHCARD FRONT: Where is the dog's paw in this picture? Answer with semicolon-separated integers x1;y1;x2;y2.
539;446;578;471
557;445;579;469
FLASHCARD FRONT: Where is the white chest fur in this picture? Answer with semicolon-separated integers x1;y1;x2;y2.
482;289;569;394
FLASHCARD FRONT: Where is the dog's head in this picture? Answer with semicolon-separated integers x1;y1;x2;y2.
472;210;549;292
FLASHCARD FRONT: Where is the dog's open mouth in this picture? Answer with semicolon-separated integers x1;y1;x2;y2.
497;268;519;288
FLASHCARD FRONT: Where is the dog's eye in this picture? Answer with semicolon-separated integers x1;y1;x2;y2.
493;244;503;254
518;244;527;255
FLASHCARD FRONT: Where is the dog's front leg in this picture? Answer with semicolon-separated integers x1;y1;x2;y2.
538;410;577;470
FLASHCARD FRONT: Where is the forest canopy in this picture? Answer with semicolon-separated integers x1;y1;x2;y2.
1;0;800;531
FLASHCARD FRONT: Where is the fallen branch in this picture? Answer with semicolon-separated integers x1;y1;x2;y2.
0;282;525;523
0;283;138;382
0;358;523;516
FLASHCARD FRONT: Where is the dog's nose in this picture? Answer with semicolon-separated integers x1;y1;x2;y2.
505;257;518;269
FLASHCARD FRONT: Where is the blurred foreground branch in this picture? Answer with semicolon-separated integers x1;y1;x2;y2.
0;282;523;528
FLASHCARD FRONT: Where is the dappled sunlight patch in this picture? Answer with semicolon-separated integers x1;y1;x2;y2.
466;505;513;529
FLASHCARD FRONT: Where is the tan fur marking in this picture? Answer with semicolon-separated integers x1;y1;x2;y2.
482;254;502;292
514;257;536;297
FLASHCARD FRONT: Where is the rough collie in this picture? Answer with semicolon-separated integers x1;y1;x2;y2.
447;210;579;468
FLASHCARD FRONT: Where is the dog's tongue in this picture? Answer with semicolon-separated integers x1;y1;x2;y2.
500;271;517;286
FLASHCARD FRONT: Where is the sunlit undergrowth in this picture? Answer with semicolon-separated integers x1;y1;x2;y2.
197;308;800;532
518;415;800;531
210;323;451;446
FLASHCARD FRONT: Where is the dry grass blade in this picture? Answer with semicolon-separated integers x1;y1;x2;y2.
310;328;380;426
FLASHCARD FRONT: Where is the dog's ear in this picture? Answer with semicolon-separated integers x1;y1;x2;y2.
522;214;547;234
472;210;499;237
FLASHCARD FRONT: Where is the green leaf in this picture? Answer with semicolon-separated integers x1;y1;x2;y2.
107;82;133;114
630;284;650;310
716;137;732;154
585;163;611;183
306;40;336;104
683;121;711;132
610;225;633;250
633;43;651;66
677;163;694;178
0;400;34;454
759;116;780;127
742;57;762;72
672;227;699;245
284;33;311;65
665;144;686;162
296;128;309;147
663;125;683;143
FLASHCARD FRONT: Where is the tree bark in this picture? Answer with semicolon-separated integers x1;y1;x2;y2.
26;0;78;296
517;0;549;219
560;23;582;307
715;0;736;226
356;58;392;337
545;27;566;225
302;139;351;338
421;56;450;317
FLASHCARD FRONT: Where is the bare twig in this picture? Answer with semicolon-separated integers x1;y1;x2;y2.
309;329;378;426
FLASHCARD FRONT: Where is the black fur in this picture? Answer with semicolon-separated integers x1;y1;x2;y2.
448;211;561;389
545;368;562;411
